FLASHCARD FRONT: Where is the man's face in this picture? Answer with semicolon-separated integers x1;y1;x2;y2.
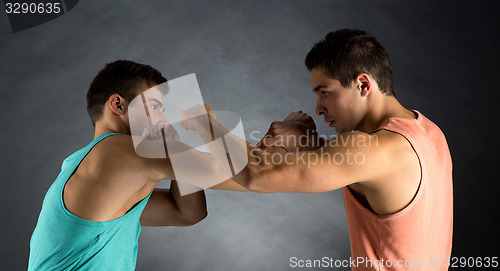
128;86;179;140
311;68;365;134
141;87;168;128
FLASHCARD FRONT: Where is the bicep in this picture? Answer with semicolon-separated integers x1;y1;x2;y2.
140;188;189;226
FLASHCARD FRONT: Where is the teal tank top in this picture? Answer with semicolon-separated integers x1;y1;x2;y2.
28;133;152;271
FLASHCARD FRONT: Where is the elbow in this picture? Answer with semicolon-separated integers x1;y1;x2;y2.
244;147;281;193
181;208;208;226
244;163;275;193
246;175;267;193
246;177;259;192
196;208;208;223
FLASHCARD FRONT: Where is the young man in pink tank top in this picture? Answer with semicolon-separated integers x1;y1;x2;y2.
186;29;453;270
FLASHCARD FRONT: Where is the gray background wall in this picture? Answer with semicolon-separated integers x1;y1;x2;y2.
1;0;499;270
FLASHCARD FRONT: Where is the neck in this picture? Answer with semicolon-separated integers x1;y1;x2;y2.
93;118;130;139
359;95;414;133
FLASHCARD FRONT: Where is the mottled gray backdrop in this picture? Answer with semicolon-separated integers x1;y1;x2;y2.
1;1;499;270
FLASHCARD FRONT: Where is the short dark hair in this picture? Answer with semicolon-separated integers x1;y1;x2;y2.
86;60;167;126
305;29;395;96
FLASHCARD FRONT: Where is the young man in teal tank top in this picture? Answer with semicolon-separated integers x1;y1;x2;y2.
28;60;248;271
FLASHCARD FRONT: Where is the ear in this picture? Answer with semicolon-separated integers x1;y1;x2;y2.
108;94;128;116
355;73;372;97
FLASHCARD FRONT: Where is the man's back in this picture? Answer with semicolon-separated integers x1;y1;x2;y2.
63;134;161;222
28;133;152;271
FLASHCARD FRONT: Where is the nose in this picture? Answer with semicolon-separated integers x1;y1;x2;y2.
315;98;325;116
151;114;169;128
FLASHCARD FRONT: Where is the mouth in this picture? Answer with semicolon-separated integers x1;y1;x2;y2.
325;119;335;127
163;125;180;140
142;124;180;141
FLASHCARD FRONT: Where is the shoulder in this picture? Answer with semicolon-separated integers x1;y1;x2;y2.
322;130;418;182
87;135;152;180
323;130;404;153
94;134;135;153
368;129;420;184
93;134;175;182
371;129;417;157
93;134;152;163
321;130;415;154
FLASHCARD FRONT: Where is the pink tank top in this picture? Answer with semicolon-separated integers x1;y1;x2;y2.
342;110;453;271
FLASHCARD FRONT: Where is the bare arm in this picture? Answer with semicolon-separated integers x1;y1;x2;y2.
208;179;250;191
110;136;209;226
182;106;397;193
140;181;207;226
178;107;326;192
241;132;383;192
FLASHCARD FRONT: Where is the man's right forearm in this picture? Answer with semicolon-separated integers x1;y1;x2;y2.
169;180;207;224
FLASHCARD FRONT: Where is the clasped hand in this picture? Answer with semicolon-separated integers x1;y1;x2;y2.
258;111;320;152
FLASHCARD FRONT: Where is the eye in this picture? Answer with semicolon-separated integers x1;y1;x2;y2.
151;104;162;113
321;91;328;97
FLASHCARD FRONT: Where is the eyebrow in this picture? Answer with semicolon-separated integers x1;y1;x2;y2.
313;84;327;93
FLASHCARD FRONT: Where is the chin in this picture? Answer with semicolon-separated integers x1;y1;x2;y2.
335;126;351;135
334;127;342;134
